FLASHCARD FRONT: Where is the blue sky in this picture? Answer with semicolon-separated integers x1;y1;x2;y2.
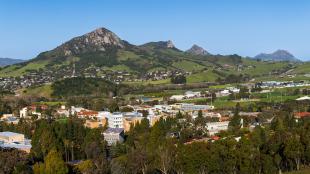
1;0;310;60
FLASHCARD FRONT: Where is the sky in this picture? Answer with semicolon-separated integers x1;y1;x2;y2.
0;0;310;61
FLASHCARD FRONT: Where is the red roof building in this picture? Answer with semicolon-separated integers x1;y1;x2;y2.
294;112;310;119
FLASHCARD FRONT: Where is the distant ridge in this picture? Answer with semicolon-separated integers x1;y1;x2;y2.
0;58;25;67
254;50;301;62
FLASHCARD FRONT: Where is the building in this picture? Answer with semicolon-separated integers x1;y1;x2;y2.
184;91;201;98
205;121;230;136
122;112;144;132
106;112;124;128
84;118;107;129
20;107;28;118
170;95;185;101
0;132;24;143
181;103;214;112
0;132;32;153
102;128;124;146
294;112;310;119
76;110;98;119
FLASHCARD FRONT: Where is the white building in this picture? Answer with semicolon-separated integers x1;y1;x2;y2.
106;112;124;128
206;121;230;136
170;95;185;101
102;128;124;146
0;132;24;143
20;107;28;118
0;132;32;153
184;91;201;98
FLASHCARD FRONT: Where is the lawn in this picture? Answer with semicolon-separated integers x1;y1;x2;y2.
0;61;48;77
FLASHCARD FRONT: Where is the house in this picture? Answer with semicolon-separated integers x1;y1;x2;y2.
56;105;70;117
294;112;310;119
206;121;230;136
0;131;32;153
102;128;124;146
76;110;98;119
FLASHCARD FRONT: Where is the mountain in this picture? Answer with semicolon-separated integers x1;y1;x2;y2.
54;28;125;56
254;50;301;62
186;44;210;56
0;27;298;83
0;58;25;67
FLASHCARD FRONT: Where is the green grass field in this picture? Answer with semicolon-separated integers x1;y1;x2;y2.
21;84;53;98
0;61;48;77
172;60;205;72
187;70;220;83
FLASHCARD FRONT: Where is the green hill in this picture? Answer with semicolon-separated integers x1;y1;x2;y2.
0;27;308;84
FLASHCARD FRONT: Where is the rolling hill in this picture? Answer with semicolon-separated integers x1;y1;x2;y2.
0;27;308;84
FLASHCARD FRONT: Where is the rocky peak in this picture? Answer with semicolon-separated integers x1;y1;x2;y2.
186;44;210;55
56;27;125;56
166;40;175;48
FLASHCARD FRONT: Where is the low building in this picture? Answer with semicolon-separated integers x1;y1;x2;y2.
206;121;230;136
170;95;185;101
84;118;107;129
102;128;124;146
0;131;32;153
181;103;214;112
77;110;98;119
0;132;24;143
184;91;201;98
294;112;310;119
123;112;144;132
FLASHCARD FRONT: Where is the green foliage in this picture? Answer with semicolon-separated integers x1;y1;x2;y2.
171;74;186;84
51;77;118;98
33;149;68;174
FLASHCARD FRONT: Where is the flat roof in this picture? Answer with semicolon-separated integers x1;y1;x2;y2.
0;131;24;137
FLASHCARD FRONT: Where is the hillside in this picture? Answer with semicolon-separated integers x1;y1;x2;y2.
0;27;308;86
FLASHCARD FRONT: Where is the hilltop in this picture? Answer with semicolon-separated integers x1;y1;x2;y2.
254;50;301;62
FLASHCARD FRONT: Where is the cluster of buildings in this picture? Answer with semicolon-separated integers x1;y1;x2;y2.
257;81;310;89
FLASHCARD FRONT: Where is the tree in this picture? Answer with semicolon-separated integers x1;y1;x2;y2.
34;149;68;174
76;160;95;174
171;75;186;84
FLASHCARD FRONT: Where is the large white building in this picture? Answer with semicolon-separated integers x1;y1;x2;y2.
0;131;32;153
106;112;124;128
206;121;230;136
102;128;124;146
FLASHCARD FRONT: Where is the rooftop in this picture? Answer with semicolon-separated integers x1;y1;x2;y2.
0;131;24;137
104;128;124;134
